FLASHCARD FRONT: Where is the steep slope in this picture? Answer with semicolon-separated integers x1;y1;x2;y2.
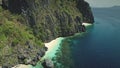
0;6;47;67
1;0;94;42
0;0;94;67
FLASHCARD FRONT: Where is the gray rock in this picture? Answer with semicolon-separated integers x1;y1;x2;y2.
42;59;54;68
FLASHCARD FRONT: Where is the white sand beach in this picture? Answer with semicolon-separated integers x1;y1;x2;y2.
11;23;91;68
83;23;92;26
12;37;64;68
11;22;92;68
12;64;32;68
42;37;64;60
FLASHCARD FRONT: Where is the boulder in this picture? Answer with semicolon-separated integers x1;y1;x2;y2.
42;59;54;68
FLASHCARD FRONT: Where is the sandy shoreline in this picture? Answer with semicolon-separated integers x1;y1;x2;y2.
12;64;32;68
83;23;92;26
12;23;91;68
12;37;64;68
42;37;64;60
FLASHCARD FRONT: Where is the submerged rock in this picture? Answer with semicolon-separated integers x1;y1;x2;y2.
42;59;54;68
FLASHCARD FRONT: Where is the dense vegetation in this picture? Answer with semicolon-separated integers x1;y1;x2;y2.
0;6;44;66
0;0;94;67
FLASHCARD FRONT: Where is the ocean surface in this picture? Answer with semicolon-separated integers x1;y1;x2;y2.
72;6;120;68
55;6;120;68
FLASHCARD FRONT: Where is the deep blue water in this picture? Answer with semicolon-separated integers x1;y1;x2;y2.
72;7;120;68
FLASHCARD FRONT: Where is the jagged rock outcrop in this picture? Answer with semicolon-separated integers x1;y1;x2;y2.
0;42;47;68
0;0;94;67
1;0;94;42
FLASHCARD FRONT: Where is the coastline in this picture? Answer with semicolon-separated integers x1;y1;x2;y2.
12;23;91;68
12;37;64;68
42;37;64;60
42;23;90;56
83;23;92;26
12;64;32;68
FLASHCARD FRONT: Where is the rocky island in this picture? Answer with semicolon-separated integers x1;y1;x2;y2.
0;0;94;68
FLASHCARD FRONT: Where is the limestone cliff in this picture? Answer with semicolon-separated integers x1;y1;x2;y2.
0;0;94;67
1;0;94;41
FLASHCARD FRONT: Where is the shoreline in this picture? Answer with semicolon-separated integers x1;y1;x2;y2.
42;37;64;60
83;22;92;26
12;64;32;68
12;37;64;68
12;23;92;68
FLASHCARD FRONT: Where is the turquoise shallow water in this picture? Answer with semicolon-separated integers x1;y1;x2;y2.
32;38;64;68
71;7;120;68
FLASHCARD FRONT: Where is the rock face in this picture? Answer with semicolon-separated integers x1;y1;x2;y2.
0;0;94;67
76;0;94;23
0;42;47;68
1;0;94;42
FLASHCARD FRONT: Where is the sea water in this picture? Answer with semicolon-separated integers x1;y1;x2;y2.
54;6;120;68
